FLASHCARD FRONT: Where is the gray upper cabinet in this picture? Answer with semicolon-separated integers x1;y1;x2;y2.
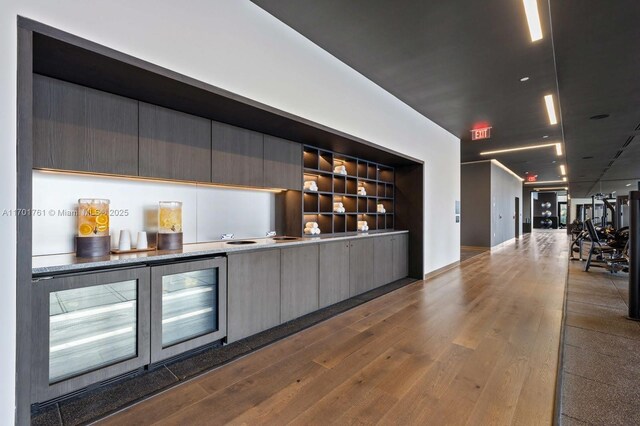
211;121;264;187
319;241;350;308
264;135;302;190
281;245;319;322
139;103;211;182
349;238;375;296
33;74;139;175
392;233;410;281
373;235;394;288
227;249;281;343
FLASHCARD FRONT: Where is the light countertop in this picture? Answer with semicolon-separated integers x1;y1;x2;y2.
32;229;408;275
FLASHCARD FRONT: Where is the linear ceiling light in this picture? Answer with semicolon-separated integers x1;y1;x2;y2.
544;94;558;125
560;164;566;175
524;179;566;185
523;0;543;41
480;143;557;156
555;143;562;156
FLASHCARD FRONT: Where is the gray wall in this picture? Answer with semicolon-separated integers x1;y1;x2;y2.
461;162;491;247
490;163;523;246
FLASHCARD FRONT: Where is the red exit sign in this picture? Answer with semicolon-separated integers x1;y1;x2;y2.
526;175;538;182
470;127;492;140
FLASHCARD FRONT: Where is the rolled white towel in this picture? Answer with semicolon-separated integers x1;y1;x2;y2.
313;227;321;235
305;222;318;229
304;227;314;235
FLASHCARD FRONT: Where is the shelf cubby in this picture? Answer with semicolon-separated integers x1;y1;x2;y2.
333;214;346;233
368;164;378;180
319;194;334;213
303;148;319;169
367;198;377;214
333;155;357;176
386;214;394;229
357;161;368;179
303;172;333;193
380;199;394;214
303;192;318;212
357;197;367;213
333;175;346;194
302;145;394;235
379;166;394;183
346;215;358;232
346;178;358;195
319;151;334;173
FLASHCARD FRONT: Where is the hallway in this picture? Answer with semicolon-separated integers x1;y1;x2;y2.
102;231;569;425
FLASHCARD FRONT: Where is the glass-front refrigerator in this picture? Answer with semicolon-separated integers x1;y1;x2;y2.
33;267;151;402
150;257;227;363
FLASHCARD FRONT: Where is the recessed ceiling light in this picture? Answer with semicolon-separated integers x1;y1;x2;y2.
627;183;632;187
589;114;610;120
520;77;530;82
552;160;556;164
544;95;558;125
523;0;543;42
542;135;549;138
480;143;557;156
560;164;566;175
524;179;565;185
555;143;562;156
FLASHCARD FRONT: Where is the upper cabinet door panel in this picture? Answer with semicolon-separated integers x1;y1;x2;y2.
139;103;211;182
33;74;139;175
263;135;302;190
211;121;264;187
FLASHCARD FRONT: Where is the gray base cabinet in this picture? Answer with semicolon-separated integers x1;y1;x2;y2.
349;238;375;296
392;233;409;281
373;235;394;288
32;267;150;402
319;241;350;308
227;249;281;343
281;245;319;322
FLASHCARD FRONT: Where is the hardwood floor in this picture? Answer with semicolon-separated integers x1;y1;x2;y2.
100;231;568;425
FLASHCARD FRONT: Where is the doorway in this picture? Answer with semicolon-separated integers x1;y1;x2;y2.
515;197;520;238
558;202;567;229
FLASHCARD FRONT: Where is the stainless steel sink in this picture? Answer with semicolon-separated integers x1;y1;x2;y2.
272;236;300;241
225;240;257;245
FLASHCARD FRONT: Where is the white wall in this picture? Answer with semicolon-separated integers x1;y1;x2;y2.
0;1;460;421
32;171;276;255
490;162;523;246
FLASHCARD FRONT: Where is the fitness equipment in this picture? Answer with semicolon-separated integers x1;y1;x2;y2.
583;219;629;273
542;210;552;218
542;218;553;228
542;202;551;209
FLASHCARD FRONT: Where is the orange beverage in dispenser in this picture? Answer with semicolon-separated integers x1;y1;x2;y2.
77;199;110;237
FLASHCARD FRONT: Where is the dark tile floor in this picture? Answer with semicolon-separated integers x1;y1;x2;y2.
559;260;640;425
31;277;416;426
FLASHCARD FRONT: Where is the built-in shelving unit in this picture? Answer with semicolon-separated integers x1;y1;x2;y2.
302;146;395;235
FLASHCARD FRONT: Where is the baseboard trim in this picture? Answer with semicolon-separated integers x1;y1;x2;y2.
424;260;460;281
